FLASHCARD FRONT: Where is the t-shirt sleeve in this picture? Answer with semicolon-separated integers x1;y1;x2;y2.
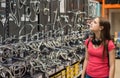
108;40;115;52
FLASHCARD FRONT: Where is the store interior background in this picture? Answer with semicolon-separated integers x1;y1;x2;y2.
110;9;120;78
110;9;120;34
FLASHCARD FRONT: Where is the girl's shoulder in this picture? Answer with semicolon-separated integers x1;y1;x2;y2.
84;38;92;46
107;40;116;52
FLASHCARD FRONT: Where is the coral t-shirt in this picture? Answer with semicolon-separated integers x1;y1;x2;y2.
84;39;115;78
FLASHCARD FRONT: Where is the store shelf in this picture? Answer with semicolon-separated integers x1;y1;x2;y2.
49;61;83;78
74;70;82;78
104;4;120;9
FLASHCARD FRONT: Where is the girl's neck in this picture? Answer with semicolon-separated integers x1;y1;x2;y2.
94;32;101;40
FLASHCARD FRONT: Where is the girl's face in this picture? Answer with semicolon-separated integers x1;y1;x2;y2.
90;18;102;32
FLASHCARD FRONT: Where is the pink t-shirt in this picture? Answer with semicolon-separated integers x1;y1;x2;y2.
84;39;115;78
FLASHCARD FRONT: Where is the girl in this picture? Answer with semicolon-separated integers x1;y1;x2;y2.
81;17;115;78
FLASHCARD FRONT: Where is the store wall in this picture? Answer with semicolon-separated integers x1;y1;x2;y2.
109;9;120;36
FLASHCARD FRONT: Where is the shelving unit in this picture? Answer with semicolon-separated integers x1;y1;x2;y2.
96;0;120;18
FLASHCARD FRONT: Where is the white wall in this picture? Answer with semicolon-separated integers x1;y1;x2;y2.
109;9;120;35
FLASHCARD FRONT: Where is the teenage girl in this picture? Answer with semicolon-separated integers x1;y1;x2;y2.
81;17;116;78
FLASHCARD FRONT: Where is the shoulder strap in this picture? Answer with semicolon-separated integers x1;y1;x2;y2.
87;38;90;48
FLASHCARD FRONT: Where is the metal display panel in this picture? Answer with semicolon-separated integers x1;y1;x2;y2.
0;0;62;41
88;0;100;18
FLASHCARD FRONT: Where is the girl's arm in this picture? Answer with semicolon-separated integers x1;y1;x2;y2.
109;49;115;78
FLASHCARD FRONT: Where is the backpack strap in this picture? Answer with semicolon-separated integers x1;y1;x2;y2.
87;38;91;48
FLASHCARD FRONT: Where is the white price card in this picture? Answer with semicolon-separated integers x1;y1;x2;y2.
60;0;65;13
1;3;6;8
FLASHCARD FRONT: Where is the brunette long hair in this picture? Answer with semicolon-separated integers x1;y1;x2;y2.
100;17;112;59
93;17;112;59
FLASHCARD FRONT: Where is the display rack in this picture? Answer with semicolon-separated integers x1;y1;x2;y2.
0;0;89;78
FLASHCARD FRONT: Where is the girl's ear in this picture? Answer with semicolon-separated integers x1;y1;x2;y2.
100;26;104;30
